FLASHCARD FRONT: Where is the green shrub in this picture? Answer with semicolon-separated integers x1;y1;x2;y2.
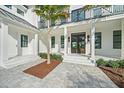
96;58;108;67
107;60;120;68
118;60;124;68
51;54;63;62
39;53;47;59
96;58;124;68
38;53;63;62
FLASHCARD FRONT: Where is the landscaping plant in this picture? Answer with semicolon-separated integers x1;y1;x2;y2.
39;53;63;62
34;5;69;64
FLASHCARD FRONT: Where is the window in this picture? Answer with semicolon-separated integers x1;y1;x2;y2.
94;8;102;18
113;5;124;14
61;17;66;24
51;36;55;48
51;19;55;26
113;30;121;49
95;32;101;49
61;35;64;48
21;35;28;47
17;8;24;16
5;5;12;9
71;8;85;22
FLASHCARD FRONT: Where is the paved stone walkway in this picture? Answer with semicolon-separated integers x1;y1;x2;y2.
0;60;117;88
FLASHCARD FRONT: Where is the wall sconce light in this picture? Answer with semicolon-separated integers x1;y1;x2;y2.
87;35;90;42
68;37;70;42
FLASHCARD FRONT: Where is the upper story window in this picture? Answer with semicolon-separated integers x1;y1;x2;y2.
51;20;55;26
4;5;12;9
17;8;24;16
71;8;85;22
113;5;124;14
93;8;102;18
60;17;67;24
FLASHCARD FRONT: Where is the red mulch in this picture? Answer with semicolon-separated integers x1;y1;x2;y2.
23;60;61;79
100;66;124;88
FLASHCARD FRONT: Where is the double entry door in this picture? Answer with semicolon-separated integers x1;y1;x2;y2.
71;32;86;54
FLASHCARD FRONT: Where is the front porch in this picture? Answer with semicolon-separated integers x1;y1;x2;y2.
44;17;124;63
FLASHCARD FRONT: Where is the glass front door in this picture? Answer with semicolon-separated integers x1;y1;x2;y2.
71;32;86;54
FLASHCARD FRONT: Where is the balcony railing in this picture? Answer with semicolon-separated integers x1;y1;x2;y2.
38;5;124;29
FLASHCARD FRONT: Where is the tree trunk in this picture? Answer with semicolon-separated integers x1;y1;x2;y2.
47;20;51;64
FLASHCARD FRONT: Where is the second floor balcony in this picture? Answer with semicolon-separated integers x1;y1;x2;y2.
38;5;124;29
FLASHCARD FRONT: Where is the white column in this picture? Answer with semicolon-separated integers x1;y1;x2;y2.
0;22;8;66
64;26;68;55
34;33;38;55
121;19;124;59
90;20;95;62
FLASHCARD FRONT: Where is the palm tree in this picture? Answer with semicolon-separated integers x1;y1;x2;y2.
33;5;69;64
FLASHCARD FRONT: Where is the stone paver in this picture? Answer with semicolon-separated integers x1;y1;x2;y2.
0;60;118;88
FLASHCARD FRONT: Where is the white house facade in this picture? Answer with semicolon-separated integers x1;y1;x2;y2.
0;5;40;68
1;5;124;68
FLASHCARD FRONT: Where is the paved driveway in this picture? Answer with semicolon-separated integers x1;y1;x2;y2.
0;60;117;88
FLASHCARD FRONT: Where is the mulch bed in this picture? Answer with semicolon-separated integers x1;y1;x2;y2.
23;60;61;79
100;66;124;88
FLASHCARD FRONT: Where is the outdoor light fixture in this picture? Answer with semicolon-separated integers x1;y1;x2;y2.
87;35;90;42
68;37;70;42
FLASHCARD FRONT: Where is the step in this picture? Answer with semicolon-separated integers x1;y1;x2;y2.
63;59;91;63
63;55;95;66
63;60;95;66
63;59;90;62
63;56;89;60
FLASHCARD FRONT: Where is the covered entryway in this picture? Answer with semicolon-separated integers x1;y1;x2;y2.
71;32;86;54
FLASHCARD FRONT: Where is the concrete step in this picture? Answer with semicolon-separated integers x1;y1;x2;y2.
63;60;95;66
5;55;41;69
63;55;95;66
63;55;89;60
63;59;90;62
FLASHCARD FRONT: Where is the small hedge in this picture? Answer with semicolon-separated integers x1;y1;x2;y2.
96;59;108;67
38;53;63;62
96;58;124;68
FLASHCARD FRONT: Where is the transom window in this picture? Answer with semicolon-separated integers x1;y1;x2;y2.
61;35;64;48
95;32;101;49
21;35;28;47
17;8;24;16
4;5;12;9
51;36;55;48
113;30;121;49
71;8;85;22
